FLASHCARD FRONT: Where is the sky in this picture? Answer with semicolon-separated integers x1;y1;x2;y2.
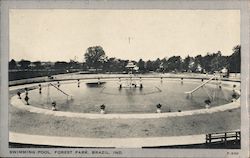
9;9;240;62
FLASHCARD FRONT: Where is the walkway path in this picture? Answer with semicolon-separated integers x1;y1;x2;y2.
9;132;205;148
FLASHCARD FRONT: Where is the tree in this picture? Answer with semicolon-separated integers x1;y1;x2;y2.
153;58;161;71
120;59;129;72
104;57;118;72
183;55;191;72
210;51;228;72
33;61;42;69
84;46;106;70
18;60;31;69
54;61;69;70
69;60;81;69
166;56;182;72
82;62;88;71
161;58;168;72
193;55;203;72
200;53;214;73
137;59;145;72
145;60;154;71
228;45;241;73
9;59;17;69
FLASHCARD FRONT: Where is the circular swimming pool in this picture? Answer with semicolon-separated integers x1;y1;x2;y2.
20;78;237;114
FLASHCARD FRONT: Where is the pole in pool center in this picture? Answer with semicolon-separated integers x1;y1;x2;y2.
125;61;136;88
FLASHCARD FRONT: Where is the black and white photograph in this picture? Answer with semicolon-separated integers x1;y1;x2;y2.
1;0;249;157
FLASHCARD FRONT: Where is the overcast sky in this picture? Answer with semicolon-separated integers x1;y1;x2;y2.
10;9;240;62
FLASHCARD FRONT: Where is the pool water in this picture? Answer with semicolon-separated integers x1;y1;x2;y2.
26;78;235;114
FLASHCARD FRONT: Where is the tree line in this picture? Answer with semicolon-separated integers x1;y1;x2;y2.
9;59;82;71
84;45;241;73
9;45;240;74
